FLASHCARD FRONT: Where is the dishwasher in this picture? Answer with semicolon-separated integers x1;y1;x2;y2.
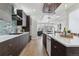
46;35;51;56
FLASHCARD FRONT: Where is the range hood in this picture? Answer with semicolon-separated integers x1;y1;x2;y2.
43;3;61;13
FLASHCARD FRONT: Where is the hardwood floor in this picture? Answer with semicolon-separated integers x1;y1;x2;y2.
20;36;47;56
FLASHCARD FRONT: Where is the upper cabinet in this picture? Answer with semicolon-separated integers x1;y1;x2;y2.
68;4;79;33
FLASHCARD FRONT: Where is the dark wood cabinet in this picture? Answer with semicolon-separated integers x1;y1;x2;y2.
0;42;10;56
26;15;30;31
0;33;30;56
43;34;47;49
43;34;66;56
51;38;66;56
43;34;79;56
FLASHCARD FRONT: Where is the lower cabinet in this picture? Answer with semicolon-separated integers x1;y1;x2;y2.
43;34;66;56
51;38;66;56
43;34;79;56
43;34;47;49
0;34;30;56
0;42;10;56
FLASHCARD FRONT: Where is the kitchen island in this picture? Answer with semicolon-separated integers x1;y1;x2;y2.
43;33;79;56
0;32;30;56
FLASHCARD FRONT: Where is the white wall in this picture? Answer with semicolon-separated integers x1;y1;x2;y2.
55;12;69;32
69;9;79;33
0;3;12;22
56;3;79;33
30;19;37;39
68;4;79;33
30;15;42;39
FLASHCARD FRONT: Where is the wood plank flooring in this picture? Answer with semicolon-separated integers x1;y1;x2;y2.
20;36;47;56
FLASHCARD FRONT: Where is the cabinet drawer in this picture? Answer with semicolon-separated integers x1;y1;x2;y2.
67;47;79;56
0;46;9;56
52;39;65;50
0;41;10;56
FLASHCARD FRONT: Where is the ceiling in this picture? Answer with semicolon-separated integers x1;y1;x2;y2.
14;3;43;15
13;3;63;23
14;3;61;15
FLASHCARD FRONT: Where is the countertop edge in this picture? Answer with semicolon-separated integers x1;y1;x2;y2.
0;32;29;43
43;32;79;47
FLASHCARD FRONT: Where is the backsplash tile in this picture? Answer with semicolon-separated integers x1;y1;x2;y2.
0;20;17;35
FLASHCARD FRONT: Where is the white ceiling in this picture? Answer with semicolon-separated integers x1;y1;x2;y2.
14;3;76;16
13;3;76;23
14;3;43;15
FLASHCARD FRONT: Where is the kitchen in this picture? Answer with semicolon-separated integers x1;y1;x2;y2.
0;3;79;56
0;3;30;56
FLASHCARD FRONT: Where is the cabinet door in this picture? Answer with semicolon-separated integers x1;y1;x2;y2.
55;41;66;56
43;34;47;49
0;34;29;56
0;38;18;56
51;39;57;56
26;16;30;31
7;37;19;56
0;42;10;56
20;34;29;48
51;38;66;56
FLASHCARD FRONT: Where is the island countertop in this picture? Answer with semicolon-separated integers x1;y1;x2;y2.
0;32;29;43
44;32;79;47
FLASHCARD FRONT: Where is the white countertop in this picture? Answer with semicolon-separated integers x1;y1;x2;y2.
0;32;29;43
45;33;79;47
